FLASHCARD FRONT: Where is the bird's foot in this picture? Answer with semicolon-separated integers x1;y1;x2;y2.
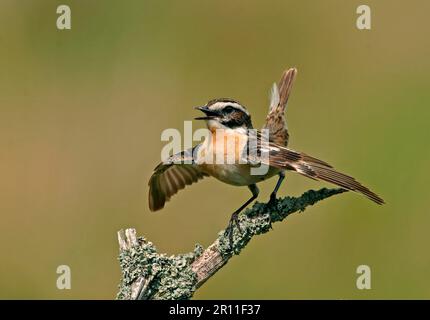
267;193;279;208
264;193;278;229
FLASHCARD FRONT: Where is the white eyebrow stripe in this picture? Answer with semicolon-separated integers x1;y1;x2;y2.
210;102;250;115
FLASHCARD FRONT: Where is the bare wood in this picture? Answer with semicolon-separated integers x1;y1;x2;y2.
191;240;227;288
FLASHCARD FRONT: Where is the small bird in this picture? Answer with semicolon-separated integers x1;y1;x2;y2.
148;68;384;244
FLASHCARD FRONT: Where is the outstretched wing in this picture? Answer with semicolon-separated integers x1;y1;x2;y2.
263;67;297;146
148;148;209;211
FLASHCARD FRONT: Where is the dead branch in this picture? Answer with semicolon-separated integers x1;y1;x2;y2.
116;188;346;300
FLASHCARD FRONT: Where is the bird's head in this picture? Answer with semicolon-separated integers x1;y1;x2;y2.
195;98;253;131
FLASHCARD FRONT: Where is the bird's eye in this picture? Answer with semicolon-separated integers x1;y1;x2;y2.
224;106;235;113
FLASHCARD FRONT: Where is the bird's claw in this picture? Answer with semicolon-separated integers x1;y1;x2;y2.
265;194;278;229
267;193;278;208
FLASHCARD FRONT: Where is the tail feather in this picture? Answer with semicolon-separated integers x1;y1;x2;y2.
277;67;297;112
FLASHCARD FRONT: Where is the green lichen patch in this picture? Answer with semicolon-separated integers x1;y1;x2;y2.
117;238;203;300
217;188;346;257
117;188;346;300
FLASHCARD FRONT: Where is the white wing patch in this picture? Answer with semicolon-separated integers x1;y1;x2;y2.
269;82;280;111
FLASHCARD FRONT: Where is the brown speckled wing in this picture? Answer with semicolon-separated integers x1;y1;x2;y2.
260;141;384;205
247;132;384;204
148;148;209;211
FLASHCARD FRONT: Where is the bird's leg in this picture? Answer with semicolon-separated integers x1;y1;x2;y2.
225;184;259;250
263;171;286;229
268;171;285;206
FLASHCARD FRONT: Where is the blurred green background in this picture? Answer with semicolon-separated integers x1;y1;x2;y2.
0;0;429;299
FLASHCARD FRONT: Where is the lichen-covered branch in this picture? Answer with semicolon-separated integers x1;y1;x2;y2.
116;187;346;300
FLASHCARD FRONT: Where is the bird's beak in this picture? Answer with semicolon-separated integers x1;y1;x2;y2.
194;106;219;120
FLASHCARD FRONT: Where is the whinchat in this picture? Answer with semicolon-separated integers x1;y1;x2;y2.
148;68;384;245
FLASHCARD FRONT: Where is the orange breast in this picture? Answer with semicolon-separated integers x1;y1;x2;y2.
208;129;247;164
196;128;279;186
